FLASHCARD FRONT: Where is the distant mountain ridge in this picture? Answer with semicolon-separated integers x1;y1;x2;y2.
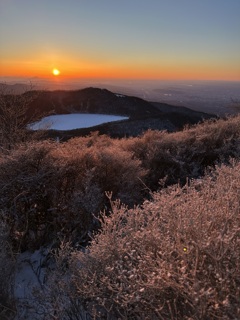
29;87;163;120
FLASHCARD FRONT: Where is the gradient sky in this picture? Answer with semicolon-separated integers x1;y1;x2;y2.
0;0;240;81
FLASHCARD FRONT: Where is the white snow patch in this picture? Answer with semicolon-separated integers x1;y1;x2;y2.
30;113;128;131
14;248;50;319
115;93;125;98
13;247;89;319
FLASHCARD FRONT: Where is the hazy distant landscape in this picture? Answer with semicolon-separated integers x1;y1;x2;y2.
2;78;240;116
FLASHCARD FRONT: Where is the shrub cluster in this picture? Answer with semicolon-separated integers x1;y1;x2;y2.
0;115;240;252
0;137;146;250
0;115;240;251
54;160;240;319
122;115;240;188
0;114;239;319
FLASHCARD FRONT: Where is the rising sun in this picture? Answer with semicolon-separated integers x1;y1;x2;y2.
52;68;60;76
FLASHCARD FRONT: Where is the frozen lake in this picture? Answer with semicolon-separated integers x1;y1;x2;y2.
30;113;128;131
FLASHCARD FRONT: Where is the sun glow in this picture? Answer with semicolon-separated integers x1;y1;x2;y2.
52;68;60;76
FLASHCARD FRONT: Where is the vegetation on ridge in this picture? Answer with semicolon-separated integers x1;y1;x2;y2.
0;115;239;252
0;110;239;319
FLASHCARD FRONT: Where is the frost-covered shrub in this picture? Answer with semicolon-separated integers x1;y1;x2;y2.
0;141;59;250
53;136;147;207
0;136;146;250
122;115;240;188
59;160;240;319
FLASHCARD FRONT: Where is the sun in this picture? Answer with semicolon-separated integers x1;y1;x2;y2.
52;68;60;76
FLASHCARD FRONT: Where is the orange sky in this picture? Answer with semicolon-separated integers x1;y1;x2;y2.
1;1;240;82
1;56;239;81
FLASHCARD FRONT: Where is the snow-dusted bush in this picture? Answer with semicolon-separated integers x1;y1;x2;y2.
122;114;240;187
2;114;240;318
1;115;240;253
57;160;240;319
0;141;58;250
0;136;146;251
52;134;147;207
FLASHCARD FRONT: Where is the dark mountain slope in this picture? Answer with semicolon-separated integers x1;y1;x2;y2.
26;87;216;139
28;87;162;120
152;101;214;124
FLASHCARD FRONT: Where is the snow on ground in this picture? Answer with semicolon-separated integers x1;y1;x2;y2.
30;113;128;131
14;248;50;319
13;247;90;320
115;93;125;98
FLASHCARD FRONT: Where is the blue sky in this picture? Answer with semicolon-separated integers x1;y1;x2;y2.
0;0;240;80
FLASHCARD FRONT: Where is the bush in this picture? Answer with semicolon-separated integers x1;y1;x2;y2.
58;160;240;319
0;84;46;151
2;115;240;319
122;115;240;188
0;217;16;320
1;115;240;252
0;141;58;250
0;136;146;251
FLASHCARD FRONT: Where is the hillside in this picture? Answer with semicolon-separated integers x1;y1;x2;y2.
26;87;216;139
28;87;160;119
0;114;239;319
1;87;239;319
